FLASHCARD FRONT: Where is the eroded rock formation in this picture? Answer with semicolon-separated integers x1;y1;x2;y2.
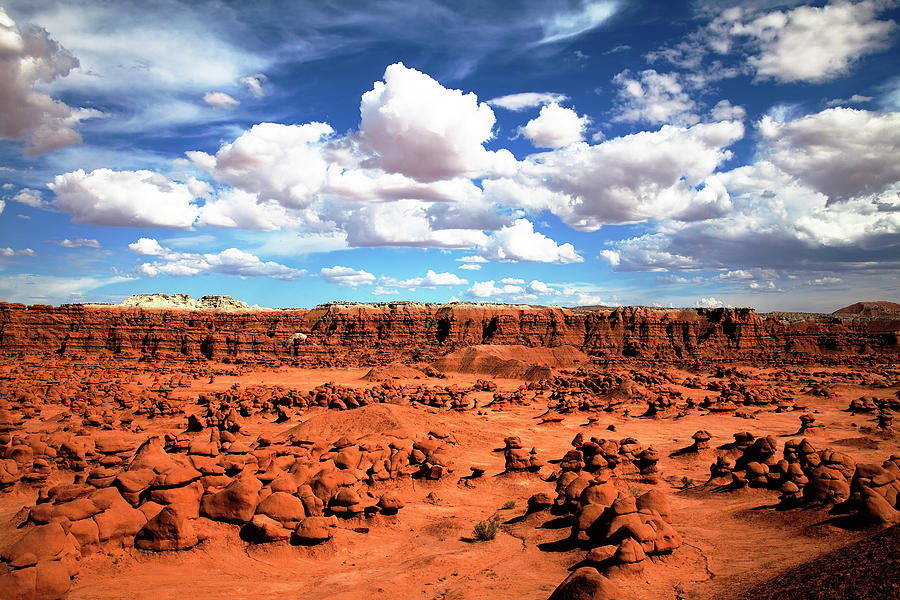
1;302;897;365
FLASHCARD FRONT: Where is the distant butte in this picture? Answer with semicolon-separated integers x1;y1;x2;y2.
111;293;253;311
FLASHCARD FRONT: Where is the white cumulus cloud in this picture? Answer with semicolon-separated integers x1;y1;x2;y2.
806;277;843;287
465;280;524;298
527;279;559;295
598;151;900;275
395;270;468;288
12;188;48;208
198;188;298;231
715;268;778;282
519;102;589;149
320;265;376;286
339;199;489;248
199;247;303;280
128;237;168;256
463;278;607;306
696;297;730;308
646;1;896;89
187;121;334;209
479;219;582;263
611;69;699;125
358;62;516;182
484;120;744;230
759;108;900;202
711;100;747;121
598;233;700;272
732;0;897;83
0;247;36;257
49;169;201;228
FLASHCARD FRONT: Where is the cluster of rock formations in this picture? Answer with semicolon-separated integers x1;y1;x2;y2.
199;381;490;415
526;434;681;599
0;395;457;598
707;430;900;525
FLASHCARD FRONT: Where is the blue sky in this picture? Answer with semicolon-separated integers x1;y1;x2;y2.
1;0;898;311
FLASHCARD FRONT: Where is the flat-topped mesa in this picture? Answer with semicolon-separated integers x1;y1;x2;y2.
0;301;896;364
113;293;252;311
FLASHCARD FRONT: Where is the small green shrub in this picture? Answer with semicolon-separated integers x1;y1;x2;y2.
473;517;500;541
501;500;516;510
681;476;695;488
628;485;643;497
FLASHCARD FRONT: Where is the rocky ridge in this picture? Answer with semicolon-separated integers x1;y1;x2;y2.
0;301;896;365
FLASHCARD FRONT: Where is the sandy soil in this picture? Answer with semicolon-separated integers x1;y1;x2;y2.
2;356;899;599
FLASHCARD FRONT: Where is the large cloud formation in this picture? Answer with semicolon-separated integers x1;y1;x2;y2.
759;108;900;201
30;32;899;302
0;8;97;155
45;60;584;259
358;62;516;182
599;108;900;274
733;0;897;83
649;1;897;85
611;69;699;125
485;120;744;230
49;169;201;228
319;265;376;287
187;122;335;209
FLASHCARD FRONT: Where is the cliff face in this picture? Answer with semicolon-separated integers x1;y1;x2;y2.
0;302;896;365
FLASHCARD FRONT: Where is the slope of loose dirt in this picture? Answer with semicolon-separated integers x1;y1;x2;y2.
434;344;589;379
280;403;430;441
741;524;900;599
361;364;428;381
834;301;900;317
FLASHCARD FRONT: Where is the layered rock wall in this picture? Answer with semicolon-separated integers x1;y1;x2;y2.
0;302;896;365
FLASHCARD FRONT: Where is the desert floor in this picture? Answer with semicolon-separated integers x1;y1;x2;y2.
1;355;898;599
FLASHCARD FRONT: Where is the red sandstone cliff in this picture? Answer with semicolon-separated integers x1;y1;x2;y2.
0;302;896;365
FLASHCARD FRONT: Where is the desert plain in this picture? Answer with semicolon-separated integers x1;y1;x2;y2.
0;296;898;600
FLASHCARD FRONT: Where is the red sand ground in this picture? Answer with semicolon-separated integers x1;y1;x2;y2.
1;303;899;599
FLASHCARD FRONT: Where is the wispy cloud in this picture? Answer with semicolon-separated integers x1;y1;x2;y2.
537;1;618;45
